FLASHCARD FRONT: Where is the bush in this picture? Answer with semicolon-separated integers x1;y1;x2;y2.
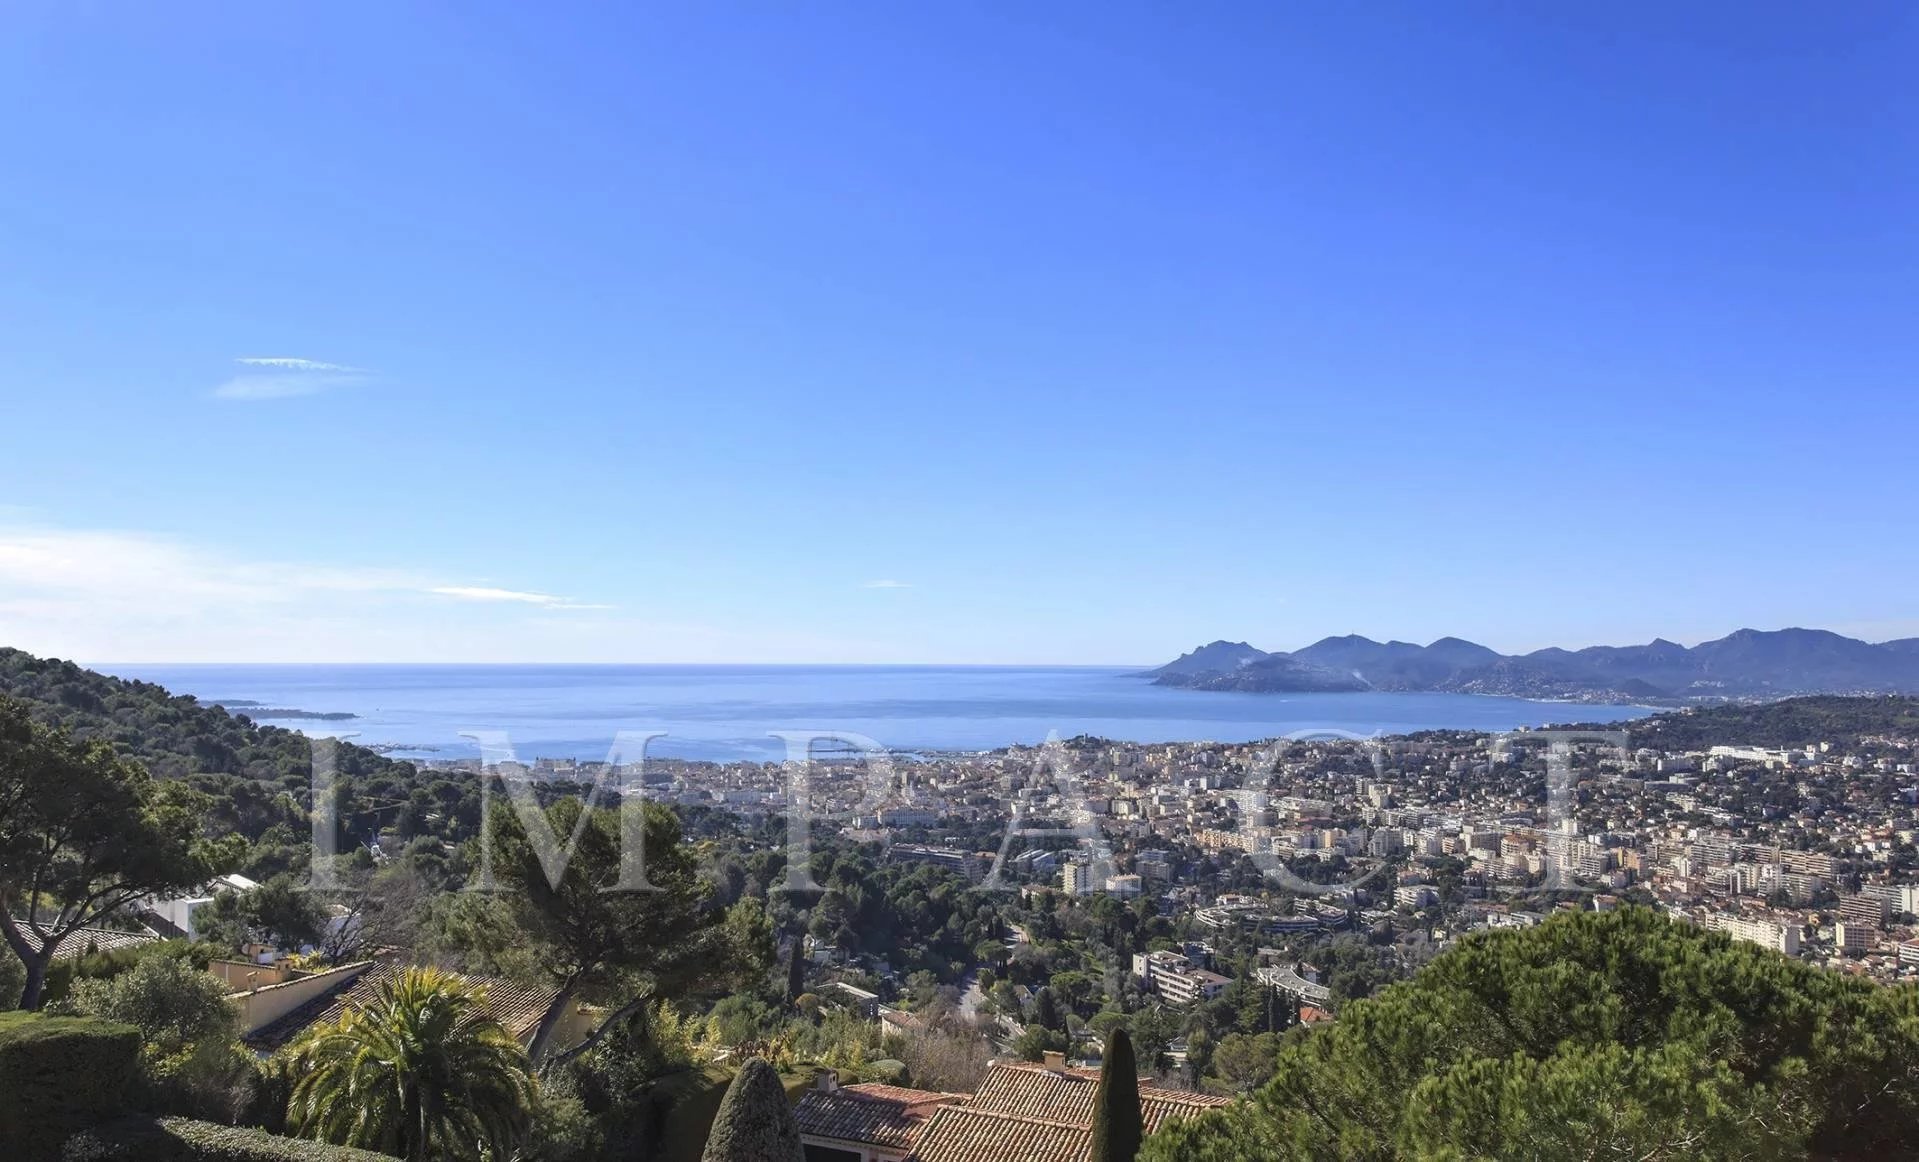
0;1012;142;1161
62;1117;395;1161
63;956;253;1123
0;946;23;1011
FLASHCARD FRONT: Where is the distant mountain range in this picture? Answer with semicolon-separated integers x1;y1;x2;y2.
1146;628;1919;704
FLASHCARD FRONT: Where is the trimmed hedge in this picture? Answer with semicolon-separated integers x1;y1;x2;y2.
62;1118;395;1161
0;1012;142;1161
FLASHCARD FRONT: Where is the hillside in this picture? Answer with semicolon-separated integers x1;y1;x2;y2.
1148;627;1919;703
0;648;460;846
1572;694;1919;751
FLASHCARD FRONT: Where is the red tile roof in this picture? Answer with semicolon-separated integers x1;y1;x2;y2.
907;1106;1090;1162
904;1062;1233;1161
794;1082;967;1151
969;1061;1232;1135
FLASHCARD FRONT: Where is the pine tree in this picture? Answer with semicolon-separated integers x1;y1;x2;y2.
1091;1027;1144;1162
701;1057;805;1162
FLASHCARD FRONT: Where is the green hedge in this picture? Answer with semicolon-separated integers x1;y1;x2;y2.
62;1118;394;1161
0;1012;142;1161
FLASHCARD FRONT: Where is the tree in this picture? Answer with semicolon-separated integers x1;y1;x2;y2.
1210;1031;1282;1093
0;701;238;1009
785;929;807;1005
247;872;327;951
67;952;235;1056
67;952;253;1120
1092;1027;1144;1162
478;794;730;1068
700;1057;805;1162
286;966;534;1160
1142;907;1919;1161
194;873;328;957
1032;985;1063;1031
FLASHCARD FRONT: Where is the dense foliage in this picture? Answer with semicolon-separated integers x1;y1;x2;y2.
62;1117;395;1161
286;966;535;1160
697;1058;804;1162
0;1011;142;1160
1142;907;1919;1160
0;701;240;1008
1578;694;1919;750
1091;1027;1143;1162
0;648;479;855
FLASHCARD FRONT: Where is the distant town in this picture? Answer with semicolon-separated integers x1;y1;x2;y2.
436;697;1919;1002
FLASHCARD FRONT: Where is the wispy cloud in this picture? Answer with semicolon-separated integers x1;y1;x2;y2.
235;357;361;373
860;579;912;589
0;522;627;661
214;356;368;401
426;586;614;611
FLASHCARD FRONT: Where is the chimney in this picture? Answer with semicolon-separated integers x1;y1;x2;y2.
1042;1051;1067;1073
815;1069;840;1093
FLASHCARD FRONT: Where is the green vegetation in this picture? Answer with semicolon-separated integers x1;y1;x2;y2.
65;954;254;1121
697;1057;804;1162
1584;694;1919;750
1091;1027;1143;1162
286;966;536;1160
0;1011;142;1160
62;1117;395;1161
0;648;481;867
1142;907;1919;1160
0;701;240;1008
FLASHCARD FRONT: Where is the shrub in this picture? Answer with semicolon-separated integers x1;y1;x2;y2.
0;1012;142;1161
699;1058;805;1162
62;1117;395;1161
63;956;253;1123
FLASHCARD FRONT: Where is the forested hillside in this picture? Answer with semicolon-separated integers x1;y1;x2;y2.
1572;694;1919;751
0;648;477;852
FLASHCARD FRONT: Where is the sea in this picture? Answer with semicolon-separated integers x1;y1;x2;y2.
93;663;1656;764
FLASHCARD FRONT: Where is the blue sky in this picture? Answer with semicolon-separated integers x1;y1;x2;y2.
1;2;1914;664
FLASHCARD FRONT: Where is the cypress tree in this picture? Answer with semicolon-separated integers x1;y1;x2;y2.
701;1057;805;1162
1091;1027;1144;1162
785;934;806;1004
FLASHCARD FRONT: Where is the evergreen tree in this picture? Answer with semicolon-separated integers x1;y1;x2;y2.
1142;908;1919;1161
701;1057;805;1162
785;932;806;1005
1033;985;1063;1031
1092;1027;1144;1162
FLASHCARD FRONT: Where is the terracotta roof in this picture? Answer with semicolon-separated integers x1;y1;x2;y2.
969;1061;1233;1136
242;962;562;1051
15;924;159;962
903;1063;1233;1161
794;1082;966;1151
906;1106;1090;1162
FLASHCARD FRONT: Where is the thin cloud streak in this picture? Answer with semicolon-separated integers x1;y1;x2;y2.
427;586;613;610
861;579;912;589
213;356;368;401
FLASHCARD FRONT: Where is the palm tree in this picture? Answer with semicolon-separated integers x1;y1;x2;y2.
286;966;535;1160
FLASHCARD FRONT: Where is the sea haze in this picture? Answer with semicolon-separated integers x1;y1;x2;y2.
93;664;1654;763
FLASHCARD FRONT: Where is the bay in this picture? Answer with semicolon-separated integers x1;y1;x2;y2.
94;663;1654;763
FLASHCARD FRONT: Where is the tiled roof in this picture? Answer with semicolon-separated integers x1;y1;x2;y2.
18;924;160;962
242;962;562;1052
969;1061;1233;1135
906;1106;1090;1162
794;1082;967;1150
903;1063;1234;1162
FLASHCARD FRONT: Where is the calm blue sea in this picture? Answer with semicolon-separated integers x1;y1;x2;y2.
93;664;1654;763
